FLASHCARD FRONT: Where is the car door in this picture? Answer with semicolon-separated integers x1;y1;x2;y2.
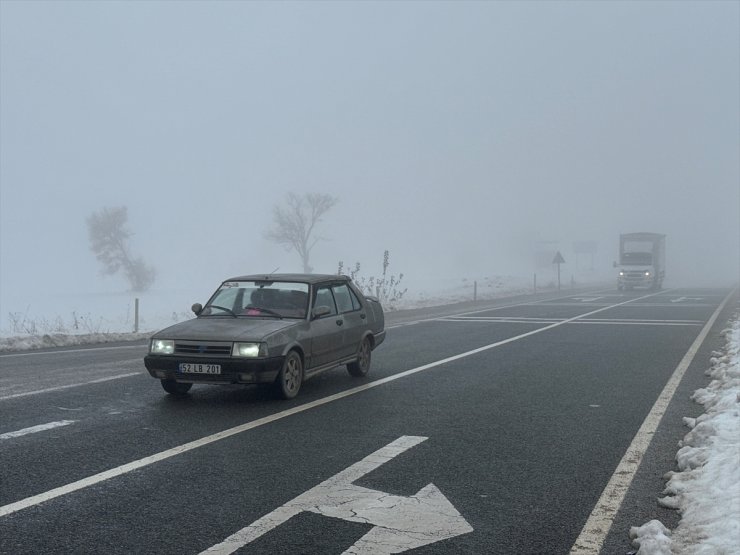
307;285;344;369
331;283;365;359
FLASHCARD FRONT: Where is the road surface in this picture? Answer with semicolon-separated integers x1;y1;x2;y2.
1;287;736;554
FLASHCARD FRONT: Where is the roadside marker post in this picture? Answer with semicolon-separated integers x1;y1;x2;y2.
553;251;566;291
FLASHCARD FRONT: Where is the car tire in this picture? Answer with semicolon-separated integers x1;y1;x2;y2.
275;350;303;399
161;379;192;396
347;337;371;377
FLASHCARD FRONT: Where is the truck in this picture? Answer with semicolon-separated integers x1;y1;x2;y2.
616;232;666;290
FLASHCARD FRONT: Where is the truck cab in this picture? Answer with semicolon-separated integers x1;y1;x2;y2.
616;232;665;291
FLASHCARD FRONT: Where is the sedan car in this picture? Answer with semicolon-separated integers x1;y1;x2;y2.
144;274;385;399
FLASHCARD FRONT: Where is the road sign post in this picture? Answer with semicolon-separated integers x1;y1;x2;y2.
552;251;565;291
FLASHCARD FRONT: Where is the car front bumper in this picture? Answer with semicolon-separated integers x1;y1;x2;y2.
144;355;284;385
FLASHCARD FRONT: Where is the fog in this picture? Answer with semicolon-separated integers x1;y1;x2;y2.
1;1;738;328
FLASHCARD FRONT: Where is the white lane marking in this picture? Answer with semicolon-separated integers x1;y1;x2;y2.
535;301;712;307
201;436;473;555
579;318;702;323
439;316;702;326
670;296;703;303
570;321;701;327
442;317;561;324
569;287;737;555
444;316;702;323
0;372;143;401
0;289;668;518
0;420;76;440
385;288;616;329
0;344;146;358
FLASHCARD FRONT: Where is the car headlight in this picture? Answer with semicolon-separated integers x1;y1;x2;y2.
645;271;651;276
619;271;624;276
232;342;267;357
150;339;174;354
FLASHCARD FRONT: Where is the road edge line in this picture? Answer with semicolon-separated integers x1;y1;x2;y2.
569;287;738;554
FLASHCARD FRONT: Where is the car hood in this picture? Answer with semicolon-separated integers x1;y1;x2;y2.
151;317;298;341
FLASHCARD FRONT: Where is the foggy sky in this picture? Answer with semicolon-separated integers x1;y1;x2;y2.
1;0;738;320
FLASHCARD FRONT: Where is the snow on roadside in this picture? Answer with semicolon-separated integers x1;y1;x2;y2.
0;332;153;352
630;315;740;555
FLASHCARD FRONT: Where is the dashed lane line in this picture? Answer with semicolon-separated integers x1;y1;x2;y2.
0;420;77;440
0;372;143;401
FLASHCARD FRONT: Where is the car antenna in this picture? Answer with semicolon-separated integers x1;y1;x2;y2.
269;267;279;275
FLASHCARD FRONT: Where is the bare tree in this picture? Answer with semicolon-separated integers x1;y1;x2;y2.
265;192;338;273
87;206;156;292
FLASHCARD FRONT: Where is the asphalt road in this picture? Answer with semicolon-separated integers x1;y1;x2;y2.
1;286;737;555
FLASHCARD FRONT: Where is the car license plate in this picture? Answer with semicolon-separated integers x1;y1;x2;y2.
178;363;221;374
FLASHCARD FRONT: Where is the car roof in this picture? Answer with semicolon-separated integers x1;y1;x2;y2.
224;273;351;285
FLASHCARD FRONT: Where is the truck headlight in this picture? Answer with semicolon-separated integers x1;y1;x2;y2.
151;339;174;354
232;342;266;357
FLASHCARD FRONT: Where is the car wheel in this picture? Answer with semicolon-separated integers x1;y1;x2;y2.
275;351;303;399
347;337;371;377
161;379;192;396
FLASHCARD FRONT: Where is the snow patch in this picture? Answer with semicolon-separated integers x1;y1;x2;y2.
629;520;672;555
631;315;740;555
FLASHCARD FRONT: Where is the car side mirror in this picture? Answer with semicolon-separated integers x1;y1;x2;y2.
312;306;331;319
191;303;203;315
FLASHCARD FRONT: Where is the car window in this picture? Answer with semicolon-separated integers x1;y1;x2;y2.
348;286;363;310
315;286;338;316
332;284;357;314
210;287;240;311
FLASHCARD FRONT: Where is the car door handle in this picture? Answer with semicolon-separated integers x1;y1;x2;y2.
360;313;366;319
336;319;343;326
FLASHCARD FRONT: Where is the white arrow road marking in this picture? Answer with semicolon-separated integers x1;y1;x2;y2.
0;420;76;440
201;436;473;555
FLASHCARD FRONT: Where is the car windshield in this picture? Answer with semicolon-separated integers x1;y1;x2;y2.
202;281;309;319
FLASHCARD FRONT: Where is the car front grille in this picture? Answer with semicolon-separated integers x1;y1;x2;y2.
174;341;232;356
